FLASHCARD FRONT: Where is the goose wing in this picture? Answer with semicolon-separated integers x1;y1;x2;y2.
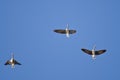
4;60;10;65
69;30;76;34
95;50;106;55
54;29;66;34
81;48;92;55
14;60;21;65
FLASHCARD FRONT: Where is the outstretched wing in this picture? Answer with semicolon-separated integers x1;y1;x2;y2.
54;29;66;34
81;48;92;55
4;60;10;65
69;30;76;34
95;50;106;55
14;60;21;65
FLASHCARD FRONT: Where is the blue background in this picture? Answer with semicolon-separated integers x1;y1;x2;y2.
0;0;120;80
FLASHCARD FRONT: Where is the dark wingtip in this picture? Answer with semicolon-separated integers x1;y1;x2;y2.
4;61;9;65
16;63;21;65
4;63;8;65
19;63;22;65
104;49;107;52
53;30;56;32
54;29;61;33
74;30;77;33
81;48;85;51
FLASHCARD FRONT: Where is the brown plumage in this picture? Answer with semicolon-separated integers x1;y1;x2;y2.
5;54;21;68
54;29;76;34
81;48;106;55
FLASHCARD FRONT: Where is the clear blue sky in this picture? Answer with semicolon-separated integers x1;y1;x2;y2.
0;0;120;80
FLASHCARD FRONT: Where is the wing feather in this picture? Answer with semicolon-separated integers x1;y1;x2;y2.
95;50;106;55
14;60;21;65
81;48;92;55
4;60;10;65
69;30;76;34
54;29;66;34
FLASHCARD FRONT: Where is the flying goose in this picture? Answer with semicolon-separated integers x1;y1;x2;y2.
5;53;21;68
81;45;106;59
54;24;76;38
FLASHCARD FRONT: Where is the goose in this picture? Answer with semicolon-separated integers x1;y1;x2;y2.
54;24;76;38
5;53;21;68
81;45;106;59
